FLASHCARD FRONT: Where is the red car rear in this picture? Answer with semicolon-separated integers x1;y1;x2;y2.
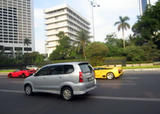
8;69;36;78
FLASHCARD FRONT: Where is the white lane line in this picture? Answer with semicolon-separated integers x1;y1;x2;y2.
90;96;160;102
0;89;160;102
0;89;23;93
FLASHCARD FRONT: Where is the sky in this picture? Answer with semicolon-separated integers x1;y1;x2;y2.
33;0;158;53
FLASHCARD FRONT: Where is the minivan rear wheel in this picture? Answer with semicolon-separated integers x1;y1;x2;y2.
25;85;33;96
61;87;73;101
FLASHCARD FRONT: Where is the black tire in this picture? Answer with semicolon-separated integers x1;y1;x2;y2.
61;87;73;101
22;73;26;78
24;85;33;96
106;72;114;80
8;74;12;78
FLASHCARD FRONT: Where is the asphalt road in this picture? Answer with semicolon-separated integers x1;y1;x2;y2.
0;71;160;114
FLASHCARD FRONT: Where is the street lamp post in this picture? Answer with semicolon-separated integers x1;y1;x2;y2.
90;0;100;42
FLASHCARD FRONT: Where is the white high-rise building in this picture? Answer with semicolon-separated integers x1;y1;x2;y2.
44;4;90;56
139;0;151;15
0;0;35;56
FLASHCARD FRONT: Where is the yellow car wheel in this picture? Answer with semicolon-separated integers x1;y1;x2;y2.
106;72;114;80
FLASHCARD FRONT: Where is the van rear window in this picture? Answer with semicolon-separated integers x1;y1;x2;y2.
79;63;93;73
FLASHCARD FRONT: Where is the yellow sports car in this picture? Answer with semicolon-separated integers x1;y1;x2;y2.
94;66;123;80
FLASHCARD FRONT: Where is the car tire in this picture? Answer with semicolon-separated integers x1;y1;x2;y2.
106;72;114;80
61;87;73;101
24;85;33;96
8;74;12;78
22;73;26;78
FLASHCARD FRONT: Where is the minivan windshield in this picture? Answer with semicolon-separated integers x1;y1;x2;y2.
79;63;92;73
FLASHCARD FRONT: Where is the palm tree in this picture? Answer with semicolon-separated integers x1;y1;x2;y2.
114;16;130;48
76;30;90;60
24;38;31;53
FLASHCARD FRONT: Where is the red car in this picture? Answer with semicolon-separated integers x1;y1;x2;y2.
8;69;36;78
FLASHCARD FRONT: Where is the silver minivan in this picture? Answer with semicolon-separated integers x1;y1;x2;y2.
24;62;96;100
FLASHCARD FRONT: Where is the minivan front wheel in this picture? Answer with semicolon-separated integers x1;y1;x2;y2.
61;87;73;101
25;85;33;96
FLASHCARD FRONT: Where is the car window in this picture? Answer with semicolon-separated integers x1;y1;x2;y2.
94;68;108;70
34;66;50;76
79;63;93;73
49;65;64;75
64;65;74;74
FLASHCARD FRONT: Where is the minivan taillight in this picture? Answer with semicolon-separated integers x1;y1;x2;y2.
79;72;83;82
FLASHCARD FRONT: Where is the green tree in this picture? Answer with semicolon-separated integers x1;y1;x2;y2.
105;33;123;48
24;38;31;53
132;0;160;49
76;30;90;60
23;52;44;65
123;46;146;61
114;16;130;48
105;33;124;57
24;38;31;46
127;35;144;46
86;42;108;66
49;32;72;60
141;42;160;61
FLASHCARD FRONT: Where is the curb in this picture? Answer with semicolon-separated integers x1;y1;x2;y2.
124;68;160;72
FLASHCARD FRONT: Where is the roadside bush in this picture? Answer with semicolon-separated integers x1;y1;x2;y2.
86;42;109;66
105;57;126;66
124;46;146;61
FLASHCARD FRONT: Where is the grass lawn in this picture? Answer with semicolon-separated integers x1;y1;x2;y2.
123;65;160;69
0;69;16;73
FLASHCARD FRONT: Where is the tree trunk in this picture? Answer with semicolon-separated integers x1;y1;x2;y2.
122;29;125;48
82;42;86;60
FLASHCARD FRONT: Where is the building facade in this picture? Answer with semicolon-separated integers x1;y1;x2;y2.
44;4;90;56
0;0;35;56
139;0;148;15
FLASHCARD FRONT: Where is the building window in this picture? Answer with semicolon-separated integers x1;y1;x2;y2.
24;47;32;51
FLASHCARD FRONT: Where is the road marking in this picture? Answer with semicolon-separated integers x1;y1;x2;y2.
90;96;160;102
0;89;160;102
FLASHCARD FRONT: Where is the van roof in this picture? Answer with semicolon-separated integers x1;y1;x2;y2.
44;61;89;67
